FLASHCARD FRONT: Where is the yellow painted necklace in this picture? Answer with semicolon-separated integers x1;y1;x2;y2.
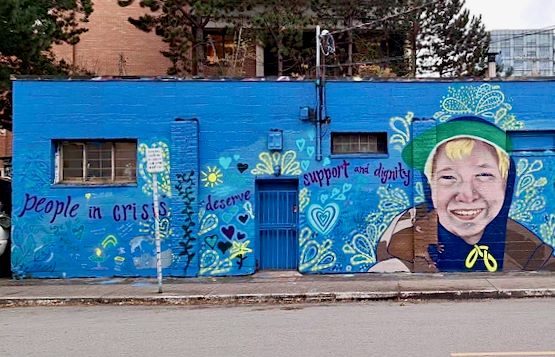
465;244;498;272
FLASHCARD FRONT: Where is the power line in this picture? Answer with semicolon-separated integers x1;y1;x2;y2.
489;26;555;45
326;0;441;36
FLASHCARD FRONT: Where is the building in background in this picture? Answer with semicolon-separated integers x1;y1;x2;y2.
52;2;405;78
52;1;170;76
0;129;11;178
489;29;554;77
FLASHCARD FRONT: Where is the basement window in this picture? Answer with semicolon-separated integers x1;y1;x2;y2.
55;140;137;184
331;132;388;155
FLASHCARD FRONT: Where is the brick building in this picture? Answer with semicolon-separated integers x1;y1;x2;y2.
52;1;262;77
53;0;170;76
0;129;11;178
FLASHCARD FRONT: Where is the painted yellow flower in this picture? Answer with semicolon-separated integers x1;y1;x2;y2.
229;240;252;259
201;166;223;187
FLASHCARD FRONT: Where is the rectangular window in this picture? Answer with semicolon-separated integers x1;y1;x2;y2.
539;46;551;58
56;140;137;184
205;29;238;65
509;131;555;151
331;132;387;155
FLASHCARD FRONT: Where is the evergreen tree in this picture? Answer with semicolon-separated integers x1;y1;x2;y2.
312;0;372;76
0;0;93;130
312;0;412;77
417;0;489;77
250;0;314;76
118;0;249;76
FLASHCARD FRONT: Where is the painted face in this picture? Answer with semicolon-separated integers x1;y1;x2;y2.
431;140;506;245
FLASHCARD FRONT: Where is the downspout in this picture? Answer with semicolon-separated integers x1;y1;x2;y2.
315;26;323;162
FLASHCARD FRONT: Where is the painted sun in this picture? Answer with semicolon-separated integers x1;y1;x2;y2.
201;166;224;187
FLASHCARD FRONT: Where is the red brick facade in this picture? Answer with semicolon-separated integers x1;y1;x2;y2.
52;1;259;77
0;129;12;176
53;1;170;76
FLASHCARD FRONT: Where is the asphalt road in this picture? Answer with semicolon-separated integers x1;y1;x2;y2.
1;299;554;357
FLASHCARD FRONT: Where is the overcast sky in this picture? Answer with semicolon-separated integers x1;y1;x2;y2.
464;0;555;30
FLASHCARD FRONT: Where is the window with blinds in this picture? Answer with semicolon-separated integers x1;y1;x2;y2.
57;140;137;184
331;132;387;155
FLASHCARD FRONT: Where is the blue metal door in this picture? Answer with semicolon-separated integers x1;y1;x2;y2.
257;180;298;270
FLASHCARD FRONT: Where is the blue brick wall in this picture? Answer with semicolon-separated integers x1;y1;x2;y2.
11;80;555;277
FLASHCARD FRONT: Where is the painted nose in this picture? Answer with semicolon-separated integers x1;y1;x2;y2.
455;180;479;203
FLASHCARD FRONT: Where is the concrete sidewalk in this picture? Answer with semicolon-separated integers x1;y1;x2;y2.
0;271;553;307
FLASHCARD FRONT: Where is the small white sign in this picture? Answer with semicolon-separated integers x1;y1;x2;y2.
146;148;165;173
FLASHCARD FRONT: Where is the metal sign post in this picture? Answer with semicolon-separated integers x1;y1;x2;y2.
146;148;165;293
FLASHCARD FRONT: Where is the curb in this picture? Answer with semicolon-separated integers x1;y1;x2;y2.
0;288;553;307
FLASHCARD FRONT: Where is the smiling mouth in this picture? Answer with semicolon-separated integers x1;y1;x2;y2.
450;209;484;220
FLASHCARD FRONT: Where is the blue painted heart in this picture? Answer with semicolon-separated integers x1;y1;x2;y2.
236;231;246;240
238;214;249;224
307;203;340;236
204;234;218;249
296;138;306;151
219;157;232;169
221;225;235;240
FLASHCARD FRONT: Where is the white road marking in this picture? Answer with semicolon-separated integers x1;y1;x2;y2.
451;352;555;356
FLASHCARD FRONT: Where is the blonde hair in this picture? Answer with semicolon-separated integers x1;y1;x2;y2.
424;138;509;180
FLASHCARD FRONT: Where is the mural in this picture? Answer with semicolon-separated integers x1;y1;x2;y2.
373;118;555;272
11;80;555;278
368;85;555;272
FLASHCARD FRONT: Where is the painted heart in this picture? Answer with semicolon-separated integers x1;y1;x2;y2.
219;157;232;169
343;183;352;192
222;206;239;224
320;193;329;203
159;217;170;233
238;214;249;224
204;234;218;249
307;203;340;236
323;157;331;167
237;163;249;173
296;138;306;151
236;231;246;240
306;146;315;158
233;154;240;161
301;160;310;171
332;188;340;197
217;241;232;253
221;225;235;240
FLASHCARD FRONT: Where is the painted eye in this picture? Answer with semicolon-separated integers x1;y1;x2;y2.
439;175;456;180
476;172;495;180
